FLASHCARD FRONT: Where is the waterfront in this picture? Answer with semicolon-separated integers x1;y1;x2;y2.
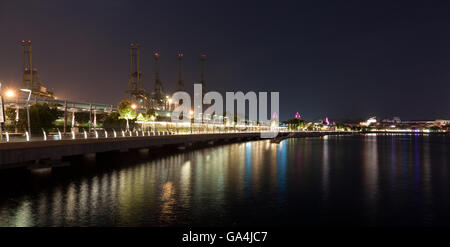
0;134;448;227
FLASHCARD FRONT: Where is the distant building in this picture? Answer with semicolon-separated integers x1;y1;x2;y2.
382;117;401;124
435;119;450;126
360;117;377;127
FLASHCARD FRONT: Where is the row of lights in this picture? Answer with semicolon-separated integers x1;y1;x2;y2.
1;128;210;143
1;125;271;143
0;85;275;143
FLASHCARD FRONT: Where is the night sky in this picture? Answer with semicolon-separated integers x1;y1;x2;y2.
1;0;449;121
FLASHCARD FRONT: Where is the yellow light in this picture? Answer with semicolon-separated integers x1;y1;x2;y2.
131;104;137;109
168;98;172;104
189;110;194;115
5;90;15;98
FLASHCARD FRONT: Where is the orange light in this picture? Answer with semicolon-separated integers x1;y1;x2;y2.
5;90;15;98
131;104;137;110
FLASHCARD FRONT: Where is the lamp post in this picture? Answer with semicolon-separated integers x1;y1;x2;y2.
20;89;32;134
128;103;137;132
14;93;19;134
167;97;172;111
1;86;19;138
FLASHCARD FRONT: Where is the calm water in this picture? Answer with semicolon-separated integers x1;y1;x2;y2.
0;134;449;226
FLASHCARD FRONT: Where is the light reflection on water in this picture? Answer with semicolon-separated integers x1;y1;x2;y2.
0;135;449;226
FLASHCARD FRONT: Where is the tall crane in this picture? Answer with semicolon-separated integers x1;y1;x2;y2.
200;53;206;91
21;40;53;98
151;51;165;109
126;43;147;108
21;40;34;90
176;52;184;92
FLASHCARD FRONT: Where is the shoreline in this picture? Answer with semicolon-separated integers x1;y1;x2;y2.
0;130;446;171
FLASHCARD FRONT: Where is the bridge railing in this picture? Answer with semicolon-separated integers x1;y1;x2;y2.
0;121;356;143
0;125;284;143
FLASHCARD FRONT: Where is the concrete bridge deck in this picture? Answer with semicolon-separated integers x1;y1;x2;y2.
0;131;352;170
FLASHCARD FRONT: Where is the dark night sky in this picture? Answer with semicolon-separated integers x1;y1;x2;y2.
1;0;450;121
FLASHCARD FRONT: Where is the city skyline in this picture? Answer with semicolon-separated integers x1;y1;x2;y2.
1;0;450;121
1;0;450;239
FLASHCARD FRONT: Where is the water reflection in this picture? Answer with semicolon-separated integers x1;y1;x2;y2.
422;136;433;225
277;141;287;196
12;199;32;227
322;136;329;202
0;135;449;226
361;135;379;223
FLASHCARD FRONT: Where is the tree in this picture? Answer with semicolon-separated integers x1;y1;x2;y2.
75;112;91;126
103;112;128;130
118;100;136;130
4;107;18;132
146;109;156;121
284;118;307;131
429;126;441;132
96;113;108;125
6;103;63;134
335;122;351;131
32;103;63;133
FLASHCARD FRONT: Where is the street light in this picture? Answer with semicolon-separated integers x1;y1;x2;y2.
3;89;19;133
0;83;14;141
20;89;32;134
5;90;15;98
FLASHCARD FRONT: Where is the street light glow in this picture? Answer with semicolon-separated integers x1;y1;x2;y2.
5;90;15;98
131;104;137;109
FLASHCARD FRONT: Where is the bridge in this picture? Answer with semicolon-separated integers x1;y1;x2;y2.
0;131;351;170
2;93;116;113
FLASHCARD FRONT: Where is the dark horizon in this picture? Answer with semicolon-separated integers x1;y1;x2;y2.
1;0;450;121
